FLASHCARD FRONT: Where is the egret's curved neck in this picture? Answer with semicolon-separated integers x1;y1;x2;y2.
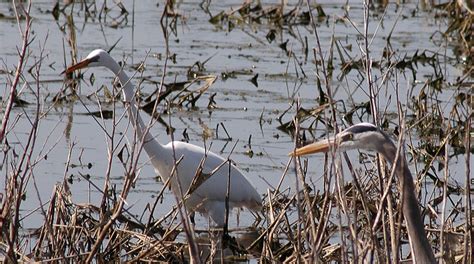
104;60;136;103
383;141;435;263
106;59;164;157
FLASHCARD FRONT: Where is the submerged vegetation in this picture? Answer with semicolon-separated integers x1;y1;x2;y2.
1;0;472;263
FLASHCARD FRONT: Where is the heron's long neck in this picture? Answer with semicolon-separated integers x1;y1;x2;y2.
109;62;165;159
384;144;435;263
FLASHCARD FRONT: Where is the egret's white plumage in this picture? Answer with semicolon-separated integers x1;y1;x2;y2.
66;49;262;226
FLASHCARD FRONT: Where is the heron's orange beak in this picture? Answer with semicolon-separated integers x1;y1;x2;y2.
62;58;92;74
289;139;334;156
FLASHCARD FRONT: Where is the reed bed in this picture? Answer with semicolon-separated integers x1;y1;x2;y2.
1;0;472;263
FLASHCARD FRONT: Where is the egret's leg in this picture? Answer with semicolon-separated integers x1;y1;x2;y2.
190;211;195;226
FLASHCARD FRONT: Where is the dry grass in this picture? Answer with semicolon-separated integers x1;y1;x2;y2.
1;0;472;263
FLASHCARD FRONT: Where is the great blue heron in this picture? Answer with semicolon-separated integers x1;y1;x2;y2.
291;122;435;263
65;49;262;226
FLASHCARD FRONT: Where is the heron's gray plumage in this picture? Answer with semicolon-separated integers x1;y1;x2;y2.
294;123;435;263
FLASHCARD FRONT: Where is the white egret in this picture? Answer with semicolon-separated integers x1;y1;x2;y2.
65;49;262;226
291;123;435;263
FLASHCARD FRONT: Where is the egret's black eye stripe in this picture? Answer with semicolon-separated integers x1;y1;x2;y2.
345;124;377;134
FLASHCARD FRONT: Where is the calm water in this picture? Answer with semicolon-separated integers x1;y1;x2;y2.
0;0;470;229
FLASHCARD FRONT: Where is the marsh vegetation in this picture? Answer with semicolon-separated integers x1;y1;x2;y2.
0;0;472;262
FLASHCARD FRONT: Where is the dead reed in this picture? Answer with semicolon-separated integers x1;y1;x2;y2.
1;0;472;263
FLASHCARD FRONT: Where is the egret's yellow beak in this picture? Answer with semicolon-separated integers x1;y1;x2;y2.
63;58;92;74
289;139;334;156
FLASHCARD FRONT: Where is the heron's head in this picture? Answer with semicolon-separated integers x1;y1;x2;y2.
64;49;113;74
290;123;393;157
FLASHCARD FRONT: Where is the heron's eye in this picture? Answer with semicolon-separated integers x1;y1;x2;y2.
343;133;354;141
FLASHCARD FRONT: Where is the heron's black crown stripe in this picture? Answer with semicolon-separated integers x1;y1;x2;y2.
345;124;377;134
